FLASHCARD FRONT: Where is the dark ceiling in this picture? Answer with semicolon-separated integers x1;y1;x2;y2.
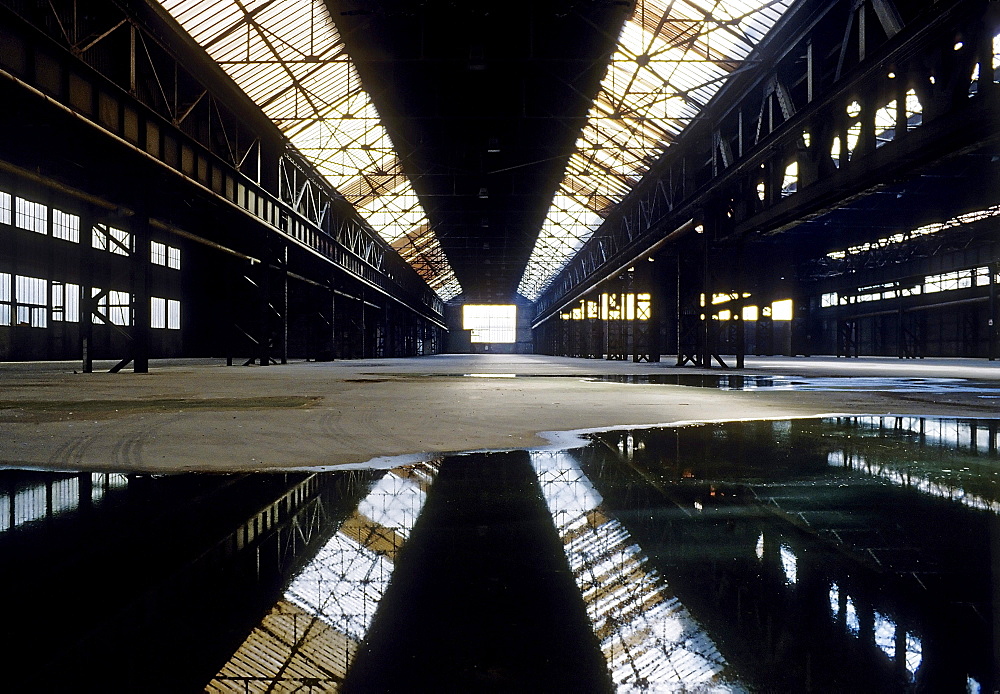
327;1;631;303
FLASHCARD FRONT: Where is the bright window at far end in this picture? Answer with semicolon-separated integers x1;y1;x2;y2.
771;299;794;321
463;304;516;343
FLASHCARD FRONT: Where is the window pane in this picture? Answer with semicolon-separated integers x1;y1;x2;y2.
167;299;181;330
15;197;47;234
151;297;166;329
151;241;167;266
463;304;516;343
52;210;80;243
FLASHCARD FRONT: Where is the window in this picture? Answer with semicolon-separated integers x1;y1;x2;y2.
93;288;131;326
771;299;794;321
92;224;131;256
52;282;80;322
875;100;897;147
636;293;651;320
153;297;181;330
976;266;990;286
463;304;516;343
151;296;165;328
15;275;47;327
151;241;181;269
0;191;10;225
924;269;974;293
0;273;10;326
52;210;80;243
15;197;47;235
781;161;798;196
151;241;166;266
168;299;180;329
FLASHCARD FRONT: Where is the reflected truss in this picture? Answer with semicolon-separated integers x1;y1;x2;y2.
531;451;735;690
209;463;439;690
158;0;462;300
518;0;794;300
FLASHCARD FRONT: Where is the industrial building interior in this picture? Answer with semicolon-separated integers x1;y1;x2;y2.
0;0;999;690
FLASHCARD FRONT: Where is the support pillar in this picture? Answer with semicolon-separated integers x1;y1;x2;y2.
990;261;997;361
79;209;97;373
676;249;702;366
280;244;288;365
254;237;272;367
130;213;150;374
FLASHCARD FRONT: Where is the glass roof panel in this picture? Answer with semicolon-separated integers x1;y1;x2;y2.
518;0;795;301
158;0;462;301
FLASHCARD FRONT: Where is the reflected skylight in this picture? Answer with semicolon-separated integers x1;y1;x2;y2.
845;595;860;635
779;544;797;584
158;0;462;300
518;0;795;300
531;451;740;691
873;610;897;658
211;463;439;688
286;467;435;633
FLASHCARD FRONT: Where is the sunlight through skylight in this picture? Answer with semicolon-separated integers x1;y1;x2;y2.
518;0;795;300
158;0;462;300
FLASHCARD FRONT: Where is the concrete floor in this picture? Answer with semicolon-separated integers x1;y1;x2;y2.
1;354;998;472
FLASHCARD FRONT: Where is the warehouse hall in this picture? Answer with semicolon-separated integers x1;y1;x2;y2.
0;0;998;690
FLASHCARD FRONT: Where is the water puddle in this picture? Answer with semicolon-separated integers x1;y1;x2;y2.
588;374;1000;393
449;371;1000;394
2;415;998;691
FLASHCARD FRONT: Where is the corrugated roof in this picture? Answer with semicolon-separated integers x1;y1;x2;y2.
158;0;462;300
518;0;796;301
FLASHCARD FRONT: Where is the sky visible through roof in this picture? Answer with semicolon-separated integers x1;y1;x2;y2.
517;0;795;301
158;0;463;300
160;0;796;305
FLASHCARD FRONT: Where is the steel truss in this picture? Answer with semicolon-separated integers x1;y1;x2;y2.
0;0;445;368
533;0;1000;364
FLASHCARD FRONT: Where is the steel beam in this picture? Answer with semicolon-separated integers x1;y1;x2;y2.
534;0;1000;333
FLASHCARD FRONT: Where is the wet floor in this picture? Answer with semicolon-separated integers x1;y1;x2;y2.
1;416;998;692
455;371;1000;394
587;373;1000;393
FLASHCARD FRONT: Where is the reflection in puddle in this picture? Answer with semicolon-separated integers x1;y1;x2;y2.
0;471;128;530
588;373;791;389
531;451;739;692
210;464;438;689
391;370;1000;394
589;373;1000;392
1;416;997;691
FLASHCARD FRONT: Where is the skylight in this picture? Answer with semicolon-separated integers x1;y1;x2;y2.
158;0;462;301
518;0;795;301
826;204;1000;259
